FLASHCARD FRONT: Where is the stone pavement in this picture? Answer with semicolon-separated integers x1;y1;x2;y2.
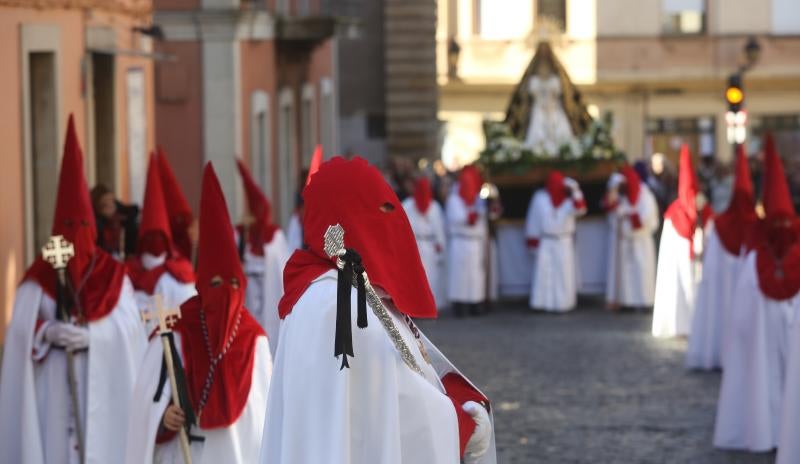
419;300;775;464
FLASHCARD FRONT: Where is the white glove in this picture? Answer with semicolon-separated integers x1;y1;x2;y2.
563;177;579;190
463;401;492;460
45;322;90;351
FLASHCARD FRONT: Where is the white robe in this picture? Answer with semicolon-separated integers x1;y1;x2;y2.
652;219;705;337
135;272;197;334
242;230;292;357
713;252;798;452
286;212;303;251
124;333;271;464
261;270;496;464
402;198;447;308
0;278;147;464
524;190;585;312
777;311;800;464
686;228;742;370
446;194;487;304
612;187;659;307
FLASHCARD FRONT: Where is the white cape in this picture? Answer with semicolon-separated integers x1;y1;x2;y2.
686;228;741;370
524;190;583;312
242;229;291;356
402;197;447;308
652;219;701;337
713;252;797;451
0;278;147;464
125;332;271;464
286;212;303;251
261;270;496;464
612;187;659;307
135;272;197;334
446;193;487;304
778;311;800;464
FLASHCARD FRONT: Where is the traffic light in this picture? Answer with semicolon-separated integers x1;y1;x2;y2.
726;73;744;113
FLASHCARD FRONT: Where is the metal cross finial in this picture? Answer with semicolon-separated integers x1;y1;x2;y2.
324;224;346;259
42;235;75;270
142;294;182;334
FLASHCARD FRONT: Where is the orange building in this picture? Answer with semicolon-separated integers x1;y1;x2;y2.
0;0;158;341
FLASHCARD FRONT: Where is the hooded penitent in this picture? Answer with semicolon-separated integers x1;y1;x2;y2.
753;134;800;300
414;177;433;214
174;164;264;428
279;157;436;367
458;165;482;207
126;153;194;294
714;144;757;256
157;146;195;260
306;144;323;186
546;171;567;207
23;114;125;322
236;160;279;256
664;144;713;249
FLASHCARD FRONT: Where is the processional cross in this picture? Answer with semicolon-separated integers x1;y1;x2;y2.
142;295;193;464
42;235;84;464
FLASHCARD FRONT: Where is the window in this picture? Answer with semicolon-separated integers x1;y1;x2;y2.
474;0;534;39
300;84;316;167
320;77;336;156
276;0;289;15
662;0;705;35
250;91;271;195
536;0;567;32
278;88;296;227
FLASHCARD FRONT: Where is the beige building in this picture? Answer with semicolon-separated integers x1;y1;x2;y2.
437;0;800;169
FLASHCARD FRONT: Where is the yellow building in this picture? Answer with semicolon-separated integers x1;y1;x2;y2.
437;0;800;169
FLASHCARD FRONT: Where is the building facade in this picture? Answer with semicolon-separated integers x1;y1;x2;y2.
438;0;800;169
0;0;158;341
154;0;342;227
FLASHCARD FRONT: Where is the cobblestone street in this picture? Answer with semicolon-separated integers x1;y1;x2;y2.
419;300;775;464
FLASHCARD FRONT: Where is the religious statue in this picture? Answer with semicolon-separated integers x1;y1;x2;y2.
504;42;592;157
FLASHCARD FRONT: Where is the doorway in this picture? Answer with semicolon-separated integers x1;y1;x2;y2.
29;52;59;250
91;52;116;191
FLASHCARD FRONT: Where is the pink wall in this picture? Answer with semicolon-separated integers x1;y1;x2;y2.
0;6;155;341
240;40;278;200
154;41;204;210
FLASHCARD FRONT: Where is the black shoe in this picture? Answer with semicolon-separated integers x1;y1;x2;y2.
469;304;483;316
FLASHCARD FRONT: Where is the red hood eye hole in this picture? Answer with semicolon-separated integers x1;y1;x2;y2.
380;202;395;213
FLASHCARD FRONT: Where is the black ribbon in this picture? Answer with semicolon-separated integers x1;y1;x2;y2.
334;249;368;370
153;333;204;443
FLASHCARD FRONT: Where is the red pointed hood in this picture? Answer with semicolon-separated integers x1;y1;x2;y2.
620;165;641;205
414;177;433;214
53;114;97;252
754;133;800;300
306;144;323;186
157;147;194;259
23;114;125;322
279;157;436;320
138;152;173;255
459;165;482;206
546;171;567;207
236;159;279;255
196;164;246;292
665;144;712;242
715;144;757;255
763;133;795;220
175;164;263;429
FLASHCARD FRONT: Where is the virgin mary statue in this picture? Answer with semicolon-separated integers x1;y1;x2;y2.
505;42;591;157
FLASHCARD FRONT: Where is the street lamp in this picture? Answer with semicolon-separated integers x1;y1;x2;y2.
725;37;761;145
